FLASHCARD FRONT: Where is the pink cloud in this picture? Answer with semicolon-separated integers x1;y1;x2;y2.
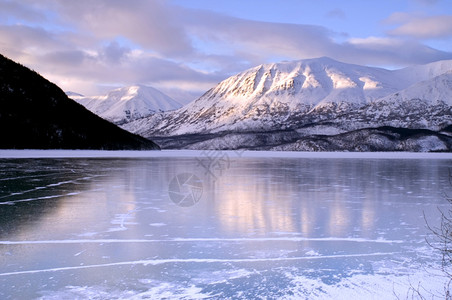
1;0;451;100
386;14;452;39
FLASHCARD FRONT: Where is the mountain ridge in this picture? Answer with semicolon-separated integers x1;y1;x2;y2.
121;57;452;152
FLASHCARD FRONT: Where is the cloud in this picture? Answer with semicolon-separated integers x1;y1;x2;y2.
183;10;452;67
47;0;195;57
0;1;48;23
36;49;221;91
344;36;452;65
1;0;452;101
101;41;131;64
386;13;452;39
187;14;336;62
0;24;71;61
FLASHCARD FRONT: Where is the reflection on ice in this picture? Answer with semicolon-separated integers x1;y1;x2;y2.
0;155;451;299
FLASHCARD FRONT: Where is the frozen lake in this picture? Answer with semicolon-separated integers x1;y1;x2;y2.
0;151;451;299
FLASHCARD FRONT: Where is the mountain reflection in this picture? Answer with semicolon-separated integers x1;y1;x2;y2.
206;158;447;239
0;156;448;243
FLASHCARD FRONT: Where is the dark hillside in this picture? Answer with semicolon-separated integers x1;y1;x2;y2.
0;54;159;150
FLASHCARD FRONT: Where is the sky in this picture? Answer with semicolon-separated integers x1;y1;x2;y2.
1;0;452;103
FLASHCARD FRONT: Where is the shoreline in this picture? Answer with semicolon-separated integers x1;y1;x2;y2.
0;149;451;159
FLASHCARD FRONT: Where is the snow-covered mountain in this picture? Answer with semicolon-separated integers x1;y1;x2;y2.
70;85;182;125
122;57;452;151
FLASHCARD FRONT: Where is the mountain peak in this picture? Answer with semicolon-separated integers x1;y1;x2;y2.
202;56;397;107
73;84;182;125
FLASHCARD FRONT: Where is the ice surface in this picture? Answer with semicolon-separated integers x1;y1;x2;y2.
0;153;451;298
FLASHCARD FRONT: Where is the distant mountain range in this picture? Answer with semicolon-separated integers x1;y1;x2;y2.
0;54;159;150
69;85;181;125
3;52;451;152
122;57;452;152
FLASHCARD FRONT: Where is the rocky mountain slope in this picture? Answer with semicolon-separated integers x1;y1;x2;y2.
0;54;159;150
123;57;452;152
70;85;181;125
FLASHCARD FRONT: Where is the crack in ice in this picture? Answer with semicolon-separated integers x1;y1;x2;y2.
0;252;401;277
0;237;405;245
